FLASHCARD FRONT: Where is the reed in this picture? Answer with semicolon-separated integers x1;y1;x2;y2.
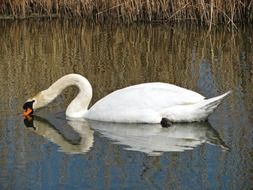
0;0;253;26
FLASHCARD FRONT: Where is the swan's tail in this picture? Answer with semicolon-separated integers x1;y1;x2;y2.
161;91;231;122
198;91;231;115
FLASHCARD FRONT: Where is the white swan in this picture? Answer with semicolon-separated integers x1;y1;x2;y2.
23;73;231;124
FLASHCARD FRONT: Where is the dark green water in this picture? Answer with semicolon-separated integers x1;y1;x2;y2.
0;20;252;190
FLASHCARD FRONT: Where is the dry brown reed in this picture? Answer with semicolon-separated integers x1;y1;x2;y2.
0;0;253;27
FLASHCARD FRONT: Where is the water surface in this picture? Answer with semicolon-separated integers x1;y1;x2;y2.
0;20;252;190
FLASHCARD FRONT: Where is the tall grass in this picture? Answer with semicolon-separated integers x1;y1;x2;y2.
0;0;253;26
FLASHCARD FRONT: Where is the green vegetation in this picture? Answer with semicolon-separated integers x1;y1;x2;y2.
0;0;253;28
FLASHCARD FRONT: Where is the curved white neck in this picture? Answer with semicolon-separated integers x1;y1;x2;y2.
37;74;92;118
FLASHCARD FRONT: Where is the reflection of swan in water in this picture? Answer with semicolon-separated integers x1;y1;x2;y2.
24;116;228;156
89;121;229;156
24;115;94;154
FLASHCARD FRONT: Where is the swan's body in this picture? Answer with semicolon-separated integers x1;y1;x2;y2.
24;74;230;123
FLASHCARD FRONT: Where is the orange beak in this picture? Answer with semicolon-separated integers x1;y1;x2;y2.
23;108;33;117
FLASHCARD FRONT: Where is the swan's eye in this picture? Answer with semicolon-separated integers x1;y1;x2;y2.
23;100;35;116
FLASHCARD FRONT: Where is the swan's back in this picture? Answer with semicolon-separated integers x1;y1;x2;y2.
85;83;205;123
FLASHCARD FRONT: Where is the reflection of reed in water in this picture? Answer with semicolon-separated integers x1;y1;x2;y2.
24;115;94;154
1;21;251;115
24;115;228;156
0;21;251;99
0;21;251;156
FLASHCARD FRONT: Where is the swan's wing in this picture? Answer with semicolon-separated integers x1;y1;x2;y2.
87;83;205;122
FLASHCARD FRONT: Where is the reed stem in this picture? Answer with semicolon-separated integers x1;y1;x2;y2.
0;0;252;27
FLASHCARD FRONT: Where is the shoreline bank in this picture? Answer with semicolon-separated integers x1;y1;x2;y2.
0;0;253;29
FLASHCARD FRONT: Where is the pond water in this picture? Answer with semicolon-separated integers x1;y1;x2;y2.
0;20;252;190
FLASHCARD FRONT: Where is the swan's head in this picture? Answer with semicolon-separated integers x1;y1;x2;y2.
23;100;35;116
23;91;52;116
